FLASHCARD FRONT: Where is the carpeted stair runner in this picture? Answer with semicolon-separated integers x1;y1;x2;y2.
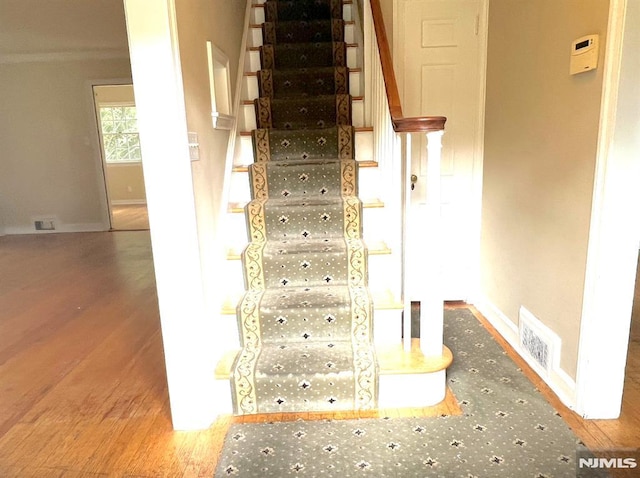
230;0;378;415
256;66;349;99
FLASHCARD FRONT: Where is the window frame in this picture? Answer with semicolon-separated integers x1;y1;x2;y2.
97;102;143;165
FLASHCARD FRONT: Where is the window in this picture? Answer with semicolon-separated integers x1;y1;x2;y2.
99;105;142;163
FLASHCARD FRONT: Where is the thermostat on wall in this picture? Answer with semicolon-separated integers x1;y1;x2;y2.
570;34;599;75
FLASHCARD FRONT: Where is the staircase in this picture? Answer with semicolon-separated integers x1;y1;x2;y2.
232;0;379;415
215;0;452;416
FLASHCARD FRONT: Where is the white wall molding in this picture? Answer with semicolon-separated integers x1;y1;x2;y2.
110;199;147;206
3;222;107;235
576;0;640;419
474;296;577;411
467;0;490;304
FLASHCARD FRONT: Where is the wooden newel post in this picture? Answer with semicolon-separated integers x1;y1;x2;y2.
420;130;444;357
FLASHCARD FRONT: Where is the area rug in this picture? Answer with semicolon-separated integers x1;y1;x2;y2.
215;308;606;477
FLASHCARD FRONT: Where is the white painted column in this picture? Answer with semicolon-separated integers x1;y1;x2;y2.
420;130;444;356
124;0;217;430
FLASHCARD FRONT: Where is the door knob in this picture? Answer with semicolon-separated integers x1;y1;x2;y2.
410;174;418;191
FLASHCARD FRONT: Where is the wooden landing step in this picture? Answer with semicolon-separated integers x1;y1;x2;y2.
215;340;453;380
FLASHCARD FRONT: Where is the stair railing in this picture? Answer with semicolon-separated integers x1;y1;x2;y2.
363;0;446;355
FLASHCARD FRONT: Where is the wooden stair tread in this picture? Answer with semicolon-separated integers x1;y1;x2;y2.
232;160;378;172
252;0;353;7
226;239;391;259
228;198;383;213
248;43;357;52
242;96;363;106
215;342;452;379
239;126;372;136
245;67;362;77
250;20;355;28
221;289;402;315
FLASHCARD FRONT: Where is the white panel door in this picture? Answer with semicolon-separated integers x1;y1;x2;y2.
399;0;484;300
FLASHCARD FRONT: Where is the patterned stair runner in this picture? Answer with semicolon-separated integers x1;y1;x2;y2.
230;0;378;415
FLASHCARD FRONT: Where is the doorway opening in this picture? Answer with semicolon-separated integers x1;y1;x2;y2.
92;84;149;231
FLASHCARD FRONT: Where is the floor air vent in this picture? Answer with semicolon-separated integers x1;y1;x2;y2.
518;306;560;376
34;219;56;231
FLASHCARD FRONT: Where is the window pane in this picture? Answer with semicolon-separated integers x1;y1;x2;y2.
124;107;137;120
102;120;115;134
100;109;113;121
100;106;142;163
130;145;141;160
112;107;124;121
124;118;137;132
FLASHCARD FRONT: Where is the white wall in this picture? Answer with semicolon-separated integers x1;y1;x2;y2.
0;58;132;234
174;0;246;329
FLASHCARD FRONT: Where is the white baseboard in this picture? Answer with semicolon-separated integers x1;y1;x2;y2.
3;222;108;235
473;296;577;411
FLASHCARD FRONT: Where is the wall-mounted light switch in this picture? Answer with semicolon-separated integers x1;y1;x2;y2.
188;132;200;161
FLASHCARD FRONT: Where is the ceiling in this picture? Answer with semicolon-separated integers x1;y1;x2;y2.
0;0;129;57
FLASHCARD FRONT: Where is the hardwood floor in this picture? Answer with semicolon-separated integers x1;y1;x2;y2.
110;204;149;231
0;231;638;476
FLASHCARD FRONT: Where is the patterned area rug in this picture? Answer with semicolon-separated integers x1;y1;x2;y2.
216;308;606;477
229;0;378;415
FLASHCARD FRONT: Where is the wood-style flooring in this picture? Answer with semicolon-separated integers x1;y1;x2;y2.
0;231;638;476
110;204;149;231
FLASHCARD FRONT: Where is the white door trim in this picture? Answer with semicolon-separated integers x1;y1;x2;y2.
88;79;135;230
468;0;489;303
86;77;133;231
575;0;638;419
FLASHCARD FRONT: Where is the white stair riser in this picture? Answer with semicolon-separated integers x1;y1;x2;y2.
235;130;372;166
242;70;362;99
379;372;447;408
244;46;358;73
373;309;403;345
248;23;356;48
251;3;354;24
239;98;365;131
